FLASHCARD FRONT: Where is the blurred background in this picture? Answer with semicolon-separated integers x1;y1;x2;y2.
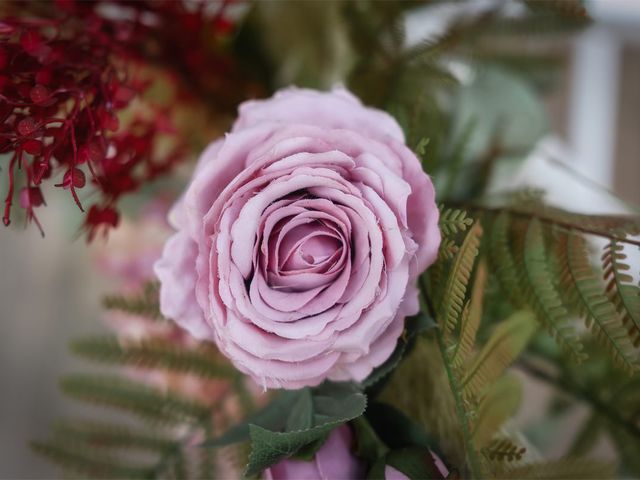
1;1;639;477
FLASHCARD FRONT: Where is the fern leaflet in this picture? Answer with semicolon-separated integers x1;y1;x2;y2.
461;310;537;400
438;221;482;339
521;219;586;362
558;233;637;373
602;240;640;347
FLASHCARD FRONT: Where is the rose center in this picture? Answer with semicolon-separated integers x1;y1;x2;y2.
278;223;343;273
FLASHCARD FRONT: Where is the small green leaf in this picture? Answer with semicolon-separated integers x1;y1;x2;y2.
244;382;367;476
286;388;313;431
203;391;299;447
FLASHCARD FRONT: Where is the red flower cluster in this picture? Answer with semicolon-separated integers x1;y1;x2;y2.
0;0;238;239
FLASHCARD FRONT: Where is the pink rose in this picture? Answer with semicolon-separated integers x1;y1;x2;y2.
155;87;440;389
264;425;364;480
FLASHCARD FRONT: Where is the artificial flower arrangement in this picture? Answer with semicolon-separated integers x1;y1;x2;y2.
1;1;639;479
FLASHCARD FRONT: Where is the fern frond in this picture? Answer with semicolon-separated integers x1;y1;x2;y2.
438;237;459;261
461;311;537;400
557;233;637;373
70;336;238;380
103;282;163;320
489;212;528;305
52;420;176;452
504;201;640;239
495;457;614;480
481;437;525;462
602;241;640;347
30;440;153;479
438;221;482;339
521;219;586;362
439;205;474;237
60;375;210;425
472;375;522;449
451;260;486;370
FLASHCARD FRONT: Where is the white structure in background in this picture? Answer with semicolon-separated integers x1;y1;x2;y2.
568;25;620;189
569;0;640;189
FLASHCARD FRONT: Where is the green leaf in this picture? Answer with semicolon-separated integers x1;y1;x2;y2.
244;382;367;476
204;391;300;447
286;388;313;431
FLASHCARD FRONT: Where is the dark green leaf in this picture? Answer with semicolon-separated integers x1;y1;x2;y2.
244;382;367;476
203;391;299;447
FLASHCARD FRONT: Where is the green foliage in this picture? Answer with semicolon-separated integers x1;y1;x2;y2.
102;282;163;320
521;219;586;362
207;382;366;476
31;440;155;479
558;233;637;372
472;376;522;448
450;260;486;370
438;221;482;338
480;203;640;372
60;375;211;425
70;336;239;380
603;241;640;347
461;311;537;400
34;323;251;479
481;437;526;462
34;3;638;479
439;206;474;237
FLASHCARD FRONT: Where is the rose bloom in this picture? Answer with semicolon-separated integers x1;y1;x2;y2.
265;425;448;480
155;87;440;389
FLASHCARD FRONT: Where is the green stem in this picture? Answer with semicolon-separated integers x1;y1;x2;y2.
419;277;484;480
448;203;640;248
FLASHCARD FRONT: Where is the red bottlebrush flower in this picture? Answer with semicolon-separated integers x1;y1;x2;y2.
1;0;247;239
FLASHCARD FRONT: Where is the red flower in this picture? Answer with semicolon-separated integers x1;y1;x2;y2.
0;0;241;238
